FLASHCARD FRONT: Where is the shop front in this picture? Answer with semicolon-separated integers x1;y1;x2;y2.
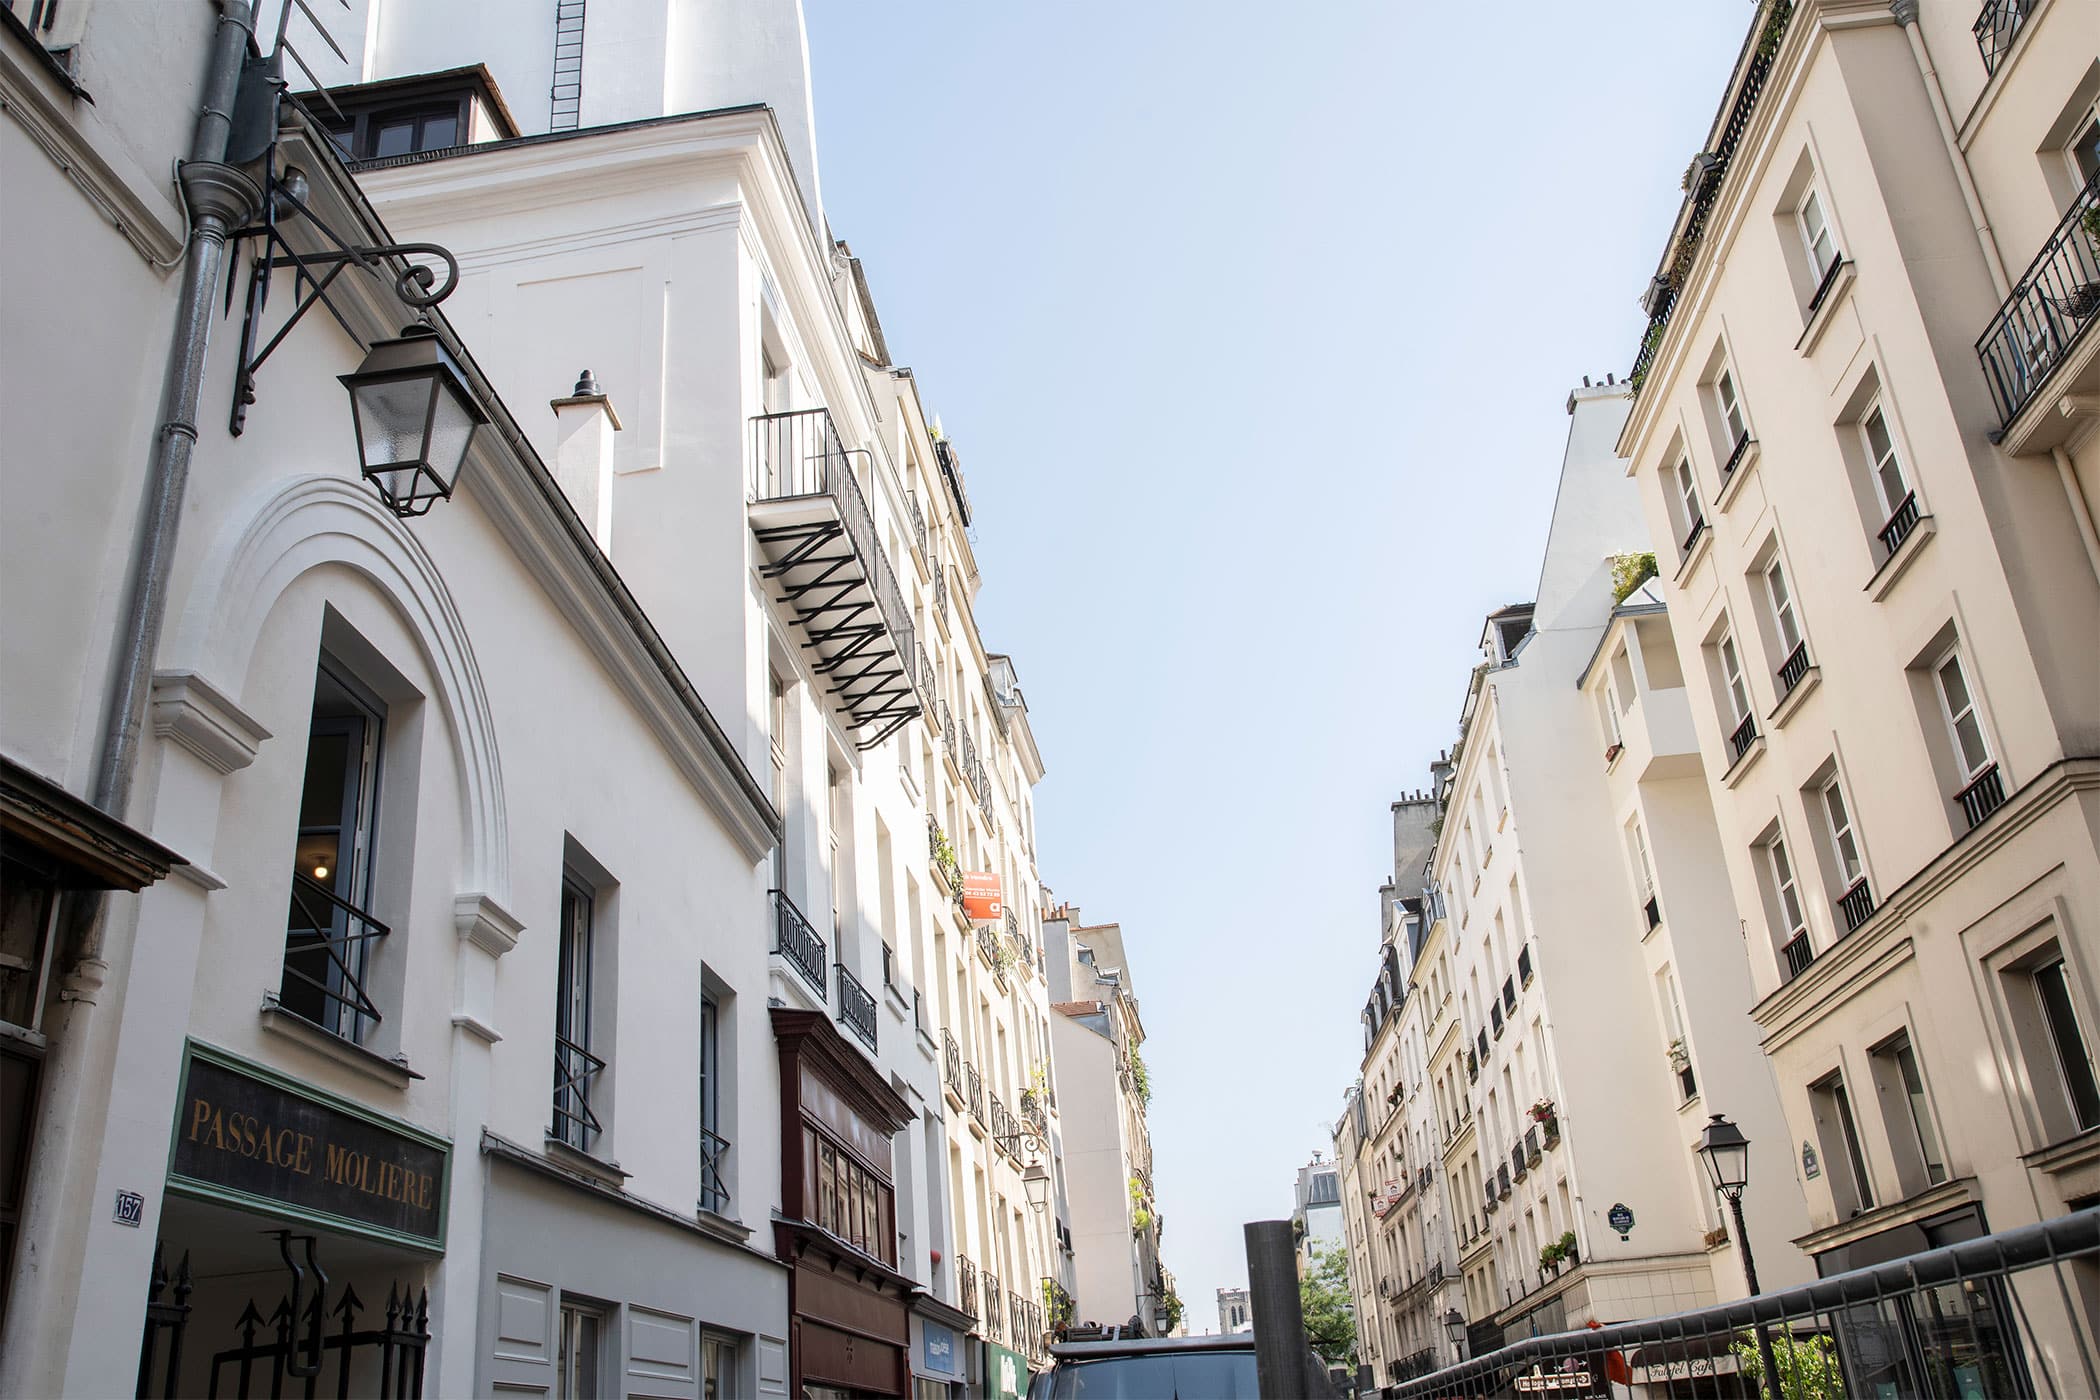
982;1340;1031;1400
140;1041;447;1399
775;1008;919;1400
910;1301;972;1399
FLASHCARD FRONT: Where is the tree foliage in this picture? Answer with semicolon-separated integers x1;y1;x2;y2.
1299;1244;1357;1368
1732;1326;1845;1400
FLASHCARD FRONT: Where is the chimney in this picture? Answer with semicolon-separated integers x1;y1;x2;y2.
550;370;622;552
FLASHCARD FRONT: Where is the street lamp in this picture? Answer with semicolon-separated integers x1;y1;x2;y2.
1442;1308;1467;1359
1697;1112;1783;1400
1023;1160;1051;1212
340;324;487;517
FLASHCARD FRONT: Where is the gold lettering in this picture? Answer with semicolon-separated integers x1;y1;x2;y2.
293;1134;314;1176
188;1098;212;1142
259;1126;278;1167
202;1107;226;1151
326;1143;350;1184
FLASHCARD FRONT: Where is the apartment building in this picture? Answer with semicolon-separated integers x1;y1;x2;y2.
1292;1154;1344;1273
0;2;1076;1397
1043;908;1173;1336
1617;0;2100;1385
1418;383;1817;1366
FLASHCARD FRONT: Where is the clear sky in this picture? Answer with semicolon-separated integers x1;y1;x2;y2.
805;0;1755;1328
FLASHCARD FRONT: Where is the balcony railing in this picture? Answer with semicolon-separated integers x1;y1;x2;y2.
958;1255;979;1323
281;871;390;1044
770;889;827;996
1782;929;1815;981
1643;893;1662;930
1490;1001;1504;1037
989;1093;1015;1156
836;962;878;1051
700;1126;731;1214
1497;1164;1512;1199
1977;170;2100;427
1729;712;1759;764
1973;0;2034;75
1021;1088;1048;1136
552;1031;604;1150
1721;431;1753;481
944;1028;964;1096
1777;640;1812;696
1517;944;1533;985
1629;1;1795;392
1956;762;2007;830
907;489;928;561
1511;1143;1527;1181
1873;490;1922;560
934;567;950;624
966;1062;986;1124
1524;1126;1542;1165
1485;1186;1498;1215
749;408;922;746
1837;875;1876;933
983;1272;1004;1340
1681;515;1706;556
1501;977;1516;1014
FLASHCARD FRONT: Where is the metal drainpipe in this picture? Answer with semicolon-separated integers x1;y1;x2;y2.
85;0;259;898
1890;0;2011;300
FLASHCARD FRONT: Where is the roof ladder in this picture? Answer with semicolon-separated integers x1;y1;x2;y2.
549;0;585;131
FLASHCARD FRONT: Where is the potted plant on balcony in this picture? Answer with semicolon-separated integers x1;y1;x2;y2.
1539;1239;1565;1279
1528;1098;1555;1124
1559;1230;1578;1267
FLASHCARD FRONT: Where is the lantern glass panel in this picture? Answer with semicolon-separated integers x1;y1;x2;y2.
352;374;441;469
425;376;480;478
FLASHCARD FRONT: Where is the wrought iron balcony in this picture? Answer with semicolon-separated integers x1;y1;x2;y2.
1977;171;2100;430
1721;432;1753;481
1021;1088;1048;1136
1524;1126;1542;1165
1517;944;1533;986
1837;876;1876;933
1729;712;1759;764
770;889;827;996
1956;762;2007;830
1497;1164;1512;1199
966;1061;986;1124
907;489;928;561
1501;977;1516;1014
1511;1144;1526;1181
1777;640;1812;696
982;1272;1004;1340
1490;1001;1504;1037
1781;930;1815;981
836;962;878;1051
1644;893;1662;930
1681;515;1706;556
958;1254;979;1322
933;567;950;626
944;1028;965;1096
700;1127;731;1214
750;408;922;747
1973;0;2034;75
281;871;390;1044
552;1031;604;1150
1476;1028;1489;1063
1877;491;1921;559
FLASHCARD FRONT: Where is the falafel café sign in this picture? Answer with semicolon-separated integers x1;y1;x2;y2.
167;1043;448;1251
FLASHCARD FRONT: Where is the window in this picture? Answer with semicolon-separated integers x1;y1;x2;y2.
805;1124;896;1264
1810;1070;1874;1215
1765;557;1806;675
1763;833;1812;978
1819;775;1863;889
557;1299;605;1400
1675;458;1705;553
1720;631;1752;727
283;661;386;1044
1871;1032;1949;1191
1660;969;1695;1101
324;101;467;161
1798;187;1838;284
700;994;728;1213
2034;956;2100;1133
703;1336;738;1400
2068;103;2099;188
1629;821;1660;930
1717;367;1749;456
768;671;788;890
553;876;603;1151
1860;401;1912;538
1932;648;1993;784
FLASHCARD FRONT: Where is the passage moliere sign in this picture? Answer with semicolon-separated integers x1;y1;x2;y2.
168;1045;448;1250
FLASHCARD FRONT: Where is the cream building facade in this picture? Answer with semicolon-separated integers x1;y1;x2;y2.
1617;0;2100;1386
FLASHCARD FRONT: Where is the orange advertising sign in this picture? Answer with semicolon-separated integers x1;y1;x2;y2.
961;872;1004;923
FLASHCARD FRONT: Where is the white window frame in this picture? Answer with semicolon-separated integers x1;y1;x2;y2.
1764;557;1804;660
1717;366;1749;449
1859;397;1911;523
1820;773;1864;889
1675;457;1704;548
1931;645;1994;784
1719;630;1751;726
1798;186;1838;283
1766;834;1808;943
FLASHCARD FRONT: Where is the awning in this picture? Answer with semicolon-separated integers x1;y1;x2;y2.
0;756;184;890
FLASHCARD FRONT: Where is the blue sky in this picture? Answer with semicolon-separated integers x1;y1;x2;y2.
806;0;1754;1326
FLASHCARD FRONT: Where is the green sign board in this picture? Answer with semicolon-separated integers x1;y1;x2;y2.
983;1341;1030;1400
166;1041;449;1252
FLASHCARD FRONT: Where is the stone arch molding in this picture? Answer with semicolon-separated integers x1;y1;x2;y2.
167;474;513;919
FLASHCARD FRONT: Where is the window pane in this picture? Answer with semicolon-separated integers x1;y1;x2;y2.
372;116;417;158
1893;1040;1948;1185
2037;961;2100;1131
419;112;458;149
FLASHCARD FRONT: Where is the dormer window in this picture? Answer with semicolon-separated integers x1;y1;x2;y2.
307;65;519;163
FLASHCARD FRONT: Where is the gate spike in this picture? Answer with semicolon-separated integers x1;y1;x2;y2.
332;1282;363;1321
148;1240;169;1301
172;1250;194;1306
384;1283;401;1329
235;1298;266;1338
413;1287;429;1332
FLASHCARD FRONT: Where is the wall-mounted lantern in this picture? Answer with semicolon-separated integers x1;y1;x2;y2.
339;325;486;517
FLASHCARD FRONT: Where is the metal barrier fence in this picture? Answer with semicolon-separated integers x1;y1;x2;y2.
1389;1208;2097;1400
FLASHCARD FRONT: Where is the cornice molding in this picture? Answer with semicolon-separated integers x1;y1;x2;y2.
150;670;272;775
453;892;523;958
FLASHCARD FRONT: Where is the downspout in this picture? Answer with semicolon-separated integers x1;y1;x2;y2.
2052;445;2100;583
1890;0;2011;300
85;0;259;892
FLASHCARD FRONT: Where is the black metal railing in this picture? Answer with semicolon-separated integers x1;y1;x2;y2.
1878;490;1921;559
136;1241;194;1400
1496;1164;1511;1198
1644;893;1662;930
907;489;928;560
770;889;827;996
918;645;938;722
1490;1001;1505;1037
1476;1028;1489;1063
989;1093;1015;1156
1957;762;2007;830
1973;0;2034;75
1777;639;1812;696
1978;170;2100;426
1524;1126;1541;1164
1782;930;1815;981
835;962;878;1050
552;1032;604;1149
699;1127;731;1214
1837;875;1876;932
1807;249;1847;314
1501;977;1516;1014
1021;1088;1047;1136
944;1029;964;1095
1393;1208;2098;1399
958;1255;979;1323
750;409;919;736
966;1061;986;1124
933;566;950;623
1043;1277;1075;1335
1005;905;1025;964
1517;944;1533;985
202;1271;432;1400
1629;1;1796;391
1681;515;1706;557
1730;711;1759;764
1721;431;1753;481
977;923;1004;975
1511;1143;1527;1181
1484;1185;1498;1216
281;871;390;1044
983;1272;1004;1340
